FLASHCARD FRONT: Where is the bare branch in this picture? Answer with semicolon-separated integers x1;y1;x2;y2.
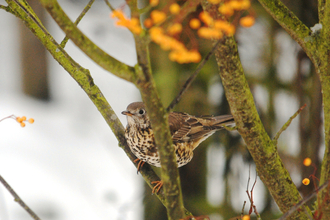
60;0;95;48
278;180;330;220
0;175;41;220
273;104;307;145
103;0;115;11
167;39;223;112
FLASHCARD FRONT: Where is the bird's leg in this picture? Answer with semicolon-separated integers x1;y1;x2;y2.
151;180;163;194
134;158;145;174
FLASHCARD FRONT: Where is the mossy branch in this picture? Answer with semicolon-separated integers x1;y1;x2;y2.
273;104;306;146
215;37;310;219
5;0;193;217
34;0;136;82
256;0;330;217
60;0;95;48
201;1;311;219
128;1;186;218
256;0;318;67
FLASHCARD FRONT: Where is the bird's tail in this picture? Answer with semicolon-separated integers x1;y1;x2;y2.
210;115;235;129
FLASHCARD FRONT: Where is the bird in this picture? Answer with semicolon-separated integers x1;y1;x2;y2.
122;102;235;193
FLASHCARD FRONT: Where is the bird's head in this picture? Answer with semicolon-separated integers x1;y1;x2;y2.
122;102;150;129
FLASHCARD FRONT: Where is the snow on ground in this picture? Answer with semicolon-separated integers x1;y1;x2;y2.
0;1;144;219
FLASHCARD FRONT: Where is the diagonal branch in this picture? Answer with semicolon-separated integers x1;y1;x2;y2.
279;180;330;220
257;0;317;66
33;0;136;82
4;0;189;214
60;0;95;48
0;175;41;220
166;39;223;112
273;104;306;145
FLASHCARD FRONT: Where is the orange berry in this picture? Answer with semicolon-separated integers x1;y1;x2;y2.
187;50;201;63
169;3;180;15
16;117;23;123
207;0;221;4
197;27;223;39
167;23;182;35
199;11;214;26
111;10;126;20
20;122;26;127
129;18;142;34
189;18;201;29
214;20;227;29
150;10;167;24
144;18;153;28
228;0;242;10
218;4;234;16
149;0;159;7
224;24;235;35
240;0;251;10
149;27;164;42
242;215;250;220
303;158;312;166
28;118;34;124
302;178;310;185
239;16;255;27
21;116;27;121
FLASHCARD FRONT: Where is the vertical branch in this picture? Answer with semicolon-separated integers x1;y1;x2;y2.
201;1;311;218
317;1;330;217
127;1;186;219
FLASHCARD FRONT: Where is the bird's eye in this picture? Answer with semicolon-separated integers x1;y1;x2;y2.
139;109;145;115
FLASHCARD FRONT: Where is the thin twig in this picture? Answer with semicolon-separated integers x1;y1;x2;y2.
0;5;8;10
302;205;314;220
138;5;152;14
0;114;16;122
273;104;307;145
278;180;330;220
0;175;41;220
60;0;95;48
103;0;115;11
241;201;246;218
166;39;224;112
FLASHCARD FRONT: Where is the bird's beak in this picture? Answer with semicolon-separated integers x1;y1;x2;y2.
122;111;133;116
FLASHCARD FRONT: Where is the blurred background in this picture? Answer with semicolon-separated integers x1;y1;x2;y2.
0;0;323;220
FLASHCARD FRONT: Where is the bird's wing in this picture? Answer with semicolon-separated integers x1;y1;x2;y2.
169;112;234;143
168;112;191;143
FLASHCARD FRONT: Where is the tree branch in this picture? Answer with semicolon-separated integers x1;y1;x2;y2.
60;0;95;48
201;1;311;218
273;104;306;145
257;0;330;217
34;0;136;82
166;39;223;112
256;0;318;67
128;0;186;218
5;0;191;215
279;180;330;220
0;175;41;220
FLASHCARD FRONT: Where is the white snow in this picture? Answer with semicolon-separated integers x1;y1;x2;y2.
0;1;144;219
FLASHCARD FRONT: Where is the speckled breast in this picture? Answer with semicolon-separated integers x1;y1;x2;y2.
125;126;194;168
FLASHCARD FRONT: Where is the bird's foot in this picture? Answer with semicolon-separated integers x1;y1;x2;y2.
151;180;163;194
134;158;145;174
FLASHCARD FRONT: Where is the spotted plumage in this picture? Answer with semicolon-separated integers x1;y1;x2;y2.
122;102;235;168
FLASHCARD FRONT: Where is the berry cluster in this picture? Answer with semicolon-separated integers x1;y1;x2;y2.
0;115;34;128
111;0;255;63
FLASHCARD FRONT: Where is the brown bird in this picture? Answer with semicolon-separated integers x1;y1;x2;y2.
122;102;235;193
